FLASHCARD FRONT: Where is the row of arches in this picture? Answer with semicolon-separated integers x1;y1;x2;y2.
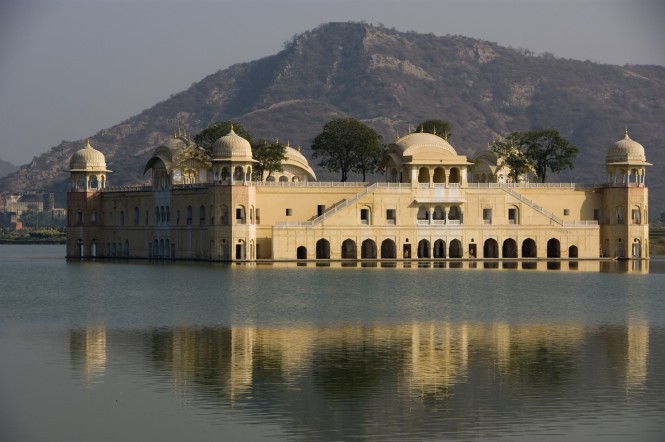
298;238;572;260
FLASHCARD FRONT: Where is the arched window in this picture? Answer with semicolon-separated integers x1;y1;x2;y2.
449;239;463;258
522;238;537;258
502;238;518;258
380;239;396;259
433;239;446;258
448;205;462;222
449;168;461;184
220;206;228;225
390;167;398;183
484;238;499;258
417;206;429;220
316;239;330;259
418;167;430;184
417;239;430;258
432;206;444;220
433;167;445;184
631;239;641;258
341;239;357;259
235;206;246;224
547;238;561;258
361;239;377;259
234;166;244;181
279;175;288;182
89;175;98;189
133;207;139;225
186;205;193;225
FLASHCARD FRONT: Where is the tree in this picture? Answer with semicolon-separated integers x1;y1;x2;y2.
19;205;66;229
415;119;453;139
490;133;534;183
252;140;287;181
311;118;383;182
522;129;578;183
193;121;252;153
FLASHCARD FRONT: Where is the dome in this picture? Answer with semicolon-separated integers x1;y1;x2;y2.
283;144;317;180
607;130;646;163
69;140;109;171
395;132;458;157
212;128;253;161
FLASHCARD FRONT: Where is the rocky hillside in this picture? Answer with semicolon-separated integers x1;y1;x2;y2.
2;22;664;215
0;160;17;179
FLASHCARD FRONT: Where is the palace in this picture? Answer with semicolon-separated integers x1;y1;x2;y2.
66;128;650;261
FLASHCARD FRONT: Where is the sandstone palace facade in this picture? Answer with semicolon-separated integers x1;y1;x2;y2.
66;128;650;261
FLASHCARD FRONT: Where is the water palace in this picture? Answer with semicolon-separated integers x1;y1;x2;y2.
66;128;650;261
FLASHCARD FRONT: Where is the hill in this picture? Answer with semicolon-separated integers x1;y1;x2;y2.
1;22;664;215
0;160;17;179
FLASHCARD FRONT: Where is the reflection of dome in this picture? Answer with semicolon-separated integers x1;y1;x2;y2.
212;128;253;160
607;130;646;163
395;132;458;157
69;140;108;171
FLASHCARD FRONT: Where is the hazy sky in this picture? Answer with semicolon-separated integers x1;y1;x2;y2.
0;0;663;165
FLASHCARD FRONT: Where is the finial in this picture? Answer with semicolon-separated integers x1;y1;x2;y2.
229;123;235;134
395;129;400;140
298;144;301;152
624;127;629;139
275;137;279;144
444;133;449;141
286;139;291;147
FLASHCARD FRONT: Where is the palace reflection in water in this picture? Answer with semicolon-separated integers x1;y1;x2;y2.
70;320;654;438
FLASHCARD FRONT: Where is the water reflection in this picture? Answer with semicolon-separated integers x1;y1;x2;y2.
69;321;653;438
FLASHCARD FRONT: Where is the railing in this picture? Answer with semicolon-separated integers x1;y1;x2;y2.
500;185;564;225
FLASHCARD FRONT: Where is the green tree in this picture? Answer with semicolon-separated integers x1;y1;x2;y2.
415;119;453;139
193;121;252;153
490;133;534;182
522;129;578;183
252;140;287;181
19;205;66;229
311;118;383;182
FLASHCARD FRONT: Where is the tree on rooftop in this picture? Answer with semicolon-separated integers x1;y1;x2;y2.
415;119;453;139
522;129;578;183
311;118;383;182
252;140;287;181
193;121;252;153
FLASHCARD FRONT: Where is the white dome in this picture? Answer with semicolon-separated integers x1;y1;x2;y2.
607;130;646;163
212;128;253;161
69;140;108;171
395;132;458;157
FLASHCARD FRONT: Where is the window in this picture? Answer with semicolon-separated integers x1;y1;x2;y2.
386;209;396;224
360;208;369;224
317;204;325;217
186;206;193;225
285;208;292;216
632;208;641;224
91;211;97;225
255;208;260;225
563;209;570;216
593;209;600;222
236;207;246;224
508;208;518;224
483;208;492;224
77;211;83;225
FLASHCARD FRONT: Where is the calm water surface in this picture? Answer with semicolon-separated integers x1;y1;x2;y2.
1;245;664;441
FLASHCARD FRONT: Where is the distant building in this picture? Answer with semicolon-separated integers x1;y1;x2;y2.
66;129;650;260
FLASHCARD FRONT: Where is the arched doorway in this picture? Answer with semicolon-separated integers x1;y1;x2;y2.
449;239;463;258
484;238;499;258
297;246;307;260
502;238;518;258
316;239;330;259
341;239;357;259
547;238;561;258
417;239;430;258
631;239;641;258
361;239;377;259
433;239;446;258
569;245;579;258
380;239;396;259
522;238;537;258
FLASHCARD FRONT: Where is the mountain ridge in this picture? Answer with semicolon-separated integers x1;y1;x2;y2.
1;22;664;214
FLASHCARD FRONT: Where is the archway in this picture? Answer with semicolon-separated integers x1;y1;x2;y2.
433;239;446;258
522;238;537;258
316;239;330;259
632;239;641;258
361;239;377;259
449;168;461;184
502;238;518;258
547;238;561;258
417;239;430;258
297;246;307;260
418;167;430;184
449;239;463;258
484;238;499;258
569;245;578;258
341;239;357;259
380;239;396;259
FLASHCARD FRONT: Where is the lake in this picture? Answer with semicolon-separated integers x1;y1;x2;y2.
1;245;664;441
